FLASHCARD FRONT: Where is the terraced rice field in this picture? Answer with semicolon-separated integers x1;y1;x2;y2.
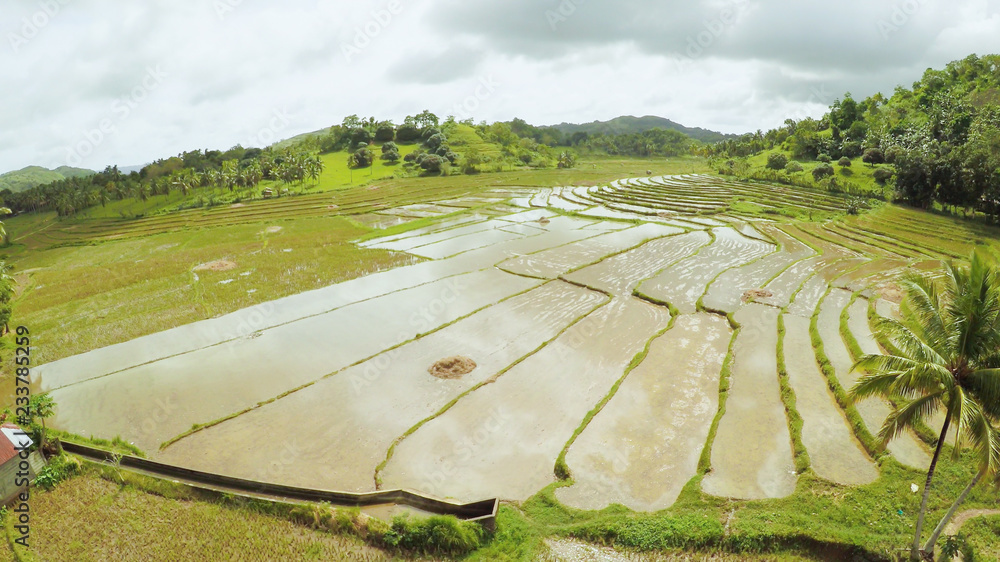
37;173;1000;510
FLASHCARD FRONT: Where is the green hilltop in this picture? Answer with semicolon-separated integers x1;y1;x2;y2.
550;115;736;143
0;165;94;193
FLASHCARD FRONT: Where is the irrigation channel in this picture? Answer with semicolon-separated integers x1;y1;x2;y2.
40;174;955;511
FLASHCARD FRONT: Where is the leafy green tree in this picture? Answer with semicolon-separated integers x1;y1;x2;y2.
28;393;56;452
785;161;804;173
817;153;832;163
850;253;1000;561
873;166;894;185
374;123;395;143
863;148;885;167
766;153;789;170
838;157;852;167
812;164;834;181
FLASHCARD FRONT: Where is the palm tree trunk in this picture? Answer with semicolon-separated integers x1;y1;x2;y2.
923;469;983;555
911;415;951;560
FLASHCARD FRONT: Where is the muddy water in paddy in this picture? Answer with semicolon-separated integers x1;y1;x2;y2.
701;304;797;500
497;223;684;280
50;269;541;453
785;258;868;318
563;232;711;296
833;259;907;291
379;297;672;502
156;281;607;491
636;228;774;314
701;228;814;313
818;290;931;470
782;315;878;486
758;256;838;309
37;225;612;389
407;226;531;259
556;314;731;511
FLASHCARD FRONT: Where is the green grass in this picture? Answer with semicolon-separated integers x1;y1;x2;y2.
10;215;417;363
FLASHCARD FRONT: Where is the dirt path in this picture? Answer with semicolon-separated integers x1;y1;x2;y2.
944;508;1000;535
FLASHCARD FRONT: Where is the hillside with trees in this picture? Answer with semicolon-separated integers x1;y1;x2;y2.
0;165;94;193
709;54;1000;218
2;111;710;219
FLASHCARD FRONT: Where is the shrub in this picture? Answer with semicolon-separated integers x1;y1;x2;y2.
33;454;81;490
382;515;484;556
812;163;835;181
873;166;894;185
862;148;884;166
396;124;421;143
837;157;851;167
785;161;804;173
374;124;395;143
842;140;863;158
817;153;832;163
766;153;789;170
419;154;445;173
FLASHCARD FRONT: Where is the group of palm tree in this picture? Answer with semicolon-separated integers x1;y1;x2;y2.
7;152;325;217
852;252;1000;560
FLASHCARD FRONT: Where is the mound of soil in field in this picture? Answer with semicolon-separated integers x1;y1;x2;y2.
230;203;246;209
194;260;237;272
741;288;773;303
537;217;551;225
265;226;283;234
428;356;477;380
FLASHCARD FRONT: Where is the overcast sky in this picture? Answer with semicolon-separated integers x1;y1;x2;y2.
2;0;1000;173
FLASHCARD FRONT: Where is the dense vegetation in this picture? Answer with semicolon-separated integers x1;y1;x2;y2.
711;54;1000;216
0;165;93;193
0;111;720;219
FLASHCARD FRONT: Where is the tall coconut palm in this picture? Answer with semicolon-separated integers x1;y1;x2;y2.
850;251;1000;561
923;415;999;555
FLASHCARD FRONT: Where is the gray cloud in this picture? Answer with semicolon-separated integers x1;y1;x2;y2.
0;0;998;172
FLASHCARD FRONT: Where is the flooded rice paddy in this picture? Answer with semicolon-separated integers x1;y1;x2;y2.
42;175;943;509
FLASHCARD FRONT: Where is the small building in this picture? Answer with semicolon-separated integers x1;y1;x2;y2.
262;188;275;199
0;424;45;505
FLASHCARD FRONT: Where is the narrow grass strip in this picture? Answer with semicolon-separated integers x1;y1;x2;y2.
776;313;810;473
373;294;612;488
697;324;740;474
553;308;677;479
809;288;881;458
158;280;549;450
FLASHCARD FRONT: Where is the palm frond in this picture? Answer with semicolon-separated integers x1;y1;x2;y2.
876;392;944;445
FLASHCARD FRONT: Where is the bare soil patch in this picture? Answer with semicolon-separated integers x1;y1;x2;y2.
741;288;773;303
194;260;237;272
428;356;477;379
877;282;904;303
264;226;283;234
537;217;551;225
230;203;246;209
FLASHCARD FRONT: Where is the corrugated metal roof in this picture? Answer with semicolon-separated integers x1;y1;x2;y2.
0;424;32;465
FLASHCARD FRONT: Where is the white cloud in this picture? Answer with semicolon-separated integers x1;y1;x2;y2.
0;0;997;172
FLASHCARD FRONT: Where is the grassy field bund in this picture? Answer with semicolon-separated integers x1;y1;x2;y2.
4;157;1000;561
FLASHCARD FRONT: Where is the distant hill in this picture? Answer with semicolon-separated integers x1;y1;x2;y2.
550;115;735;143
0;165;95;193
